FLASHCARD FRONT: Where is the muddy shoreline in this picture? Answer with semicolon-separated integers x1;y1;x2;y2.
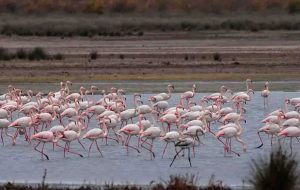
1;31;300;82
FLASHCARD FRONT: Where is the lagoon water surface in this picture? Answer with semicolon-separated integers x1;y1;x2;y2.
0;84;300;186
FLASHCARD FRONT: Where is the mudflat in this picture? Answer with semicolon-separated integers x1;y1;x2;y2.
1;30;300;82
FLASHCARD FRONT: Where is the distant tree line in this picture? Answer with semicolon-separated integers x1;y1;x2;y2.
1;0;300;14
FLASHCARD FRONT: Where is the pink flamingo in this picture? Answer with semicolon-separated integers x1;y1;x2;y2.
278;126;300;154
31;131;62;160
216;122;247;156
139;115;162;159
256;123;280;148
57;116;85;158
117;115;144;155
0;119;14;145
180;84;196;107
149;84;174;102
261;81;270;108
82;117;111;157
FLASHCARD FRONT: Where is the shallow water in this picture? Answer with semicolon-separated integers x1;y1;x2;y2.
0;91;300;187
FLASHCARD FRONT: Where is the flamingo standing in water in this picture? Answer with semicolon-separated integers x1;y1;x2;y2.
31;131;62;160
139;114;162;159
278;126;300;154
149;84;174;102
169;135;200;167
57;116;85;158
261;81;270;108
216;122;247;156
256;123;280;148
0;119;14;145
117;114;144;155
82;117;111;157
160;131;180;158
180;84;196;107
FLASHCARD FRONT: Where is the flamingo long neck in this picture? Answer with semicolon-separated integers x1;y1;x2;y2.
236;123;243;136
167;86;172;98
138;116;144;132
75;100;79;114
76;118;83;136
102;121;108;137
201;117;208;133
284;100;289;113
27;91;32;101
51;105;57;121
134;96;139;108
65;83;70;95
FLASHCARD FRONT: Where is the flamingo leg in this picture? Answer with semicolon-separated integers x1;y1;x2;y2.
192;146;195;158
188;148;192;167
88;140;94;157
1;129;4;146
271;134;273;146
24;128;31;144
125;135;140;154
34;141;49;160
162;142;168;159
77;139;86;151
169;148;183;167
95;140;103;157
4;128;14;142
256;132;264;148
290;137;293;154
63;142;84;158
41;142;46;160
140;138;155;159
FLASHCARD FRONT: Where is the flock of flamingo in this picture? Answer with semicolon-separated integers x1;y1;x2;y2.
0;79;299;167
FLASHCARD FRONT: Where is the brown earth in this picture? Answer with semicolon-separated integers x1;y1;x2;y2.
1;31;300;82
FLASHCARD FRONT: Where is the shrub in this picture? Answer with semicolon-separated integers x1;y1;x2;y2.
137;31;144;36
248;147;300;190
152;174;198;190
288;0;300;13
53;53;64;60
90;51;98;60
0;47;12;60
28;47;49;60
213;52;222;61
16;49;27;59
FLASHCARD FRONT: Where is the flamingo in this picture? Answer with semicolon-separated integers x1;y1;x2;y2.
149;84;174;102
139;114;162;159
82;117;111;157
216;122;247;156
0;119;14;145
9;113;39;145
160;131;180;158
31;131;62;160
256;123;280;148
169;135;200;167
117;115;144;155
180;84;196;107
65;86;85;101
261;81;270;108
60;99;80;123
278;126;300;154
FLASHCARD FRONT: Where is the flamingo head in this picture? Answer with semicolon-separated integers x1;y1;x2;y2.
168;84;175;90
